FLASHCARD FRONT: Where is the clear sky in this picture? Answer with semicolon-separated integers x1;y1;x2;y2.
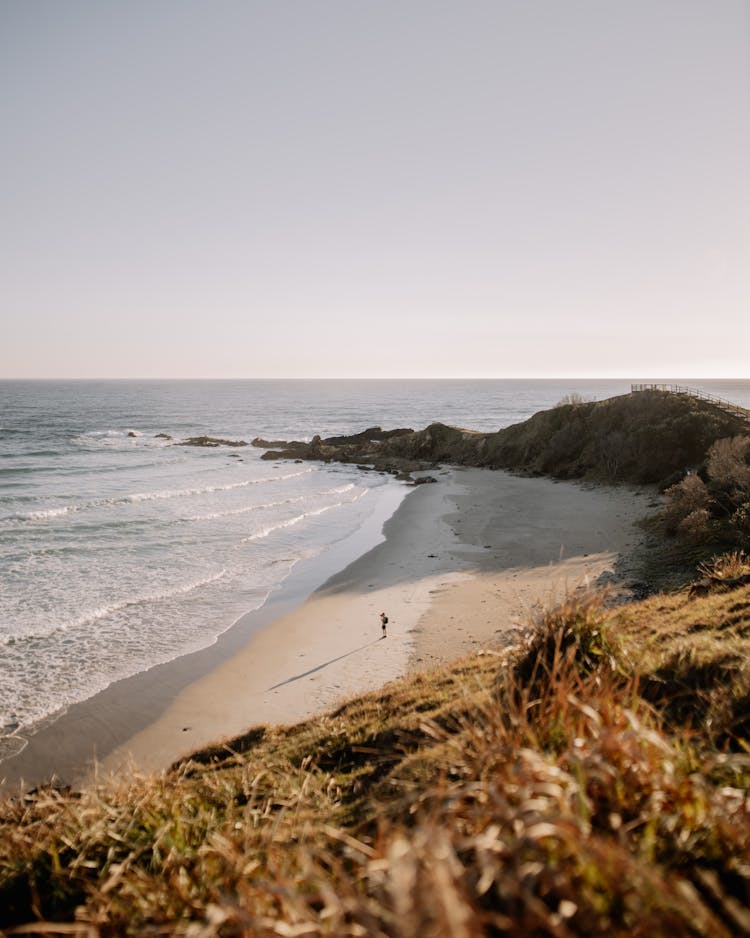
1;1;748;379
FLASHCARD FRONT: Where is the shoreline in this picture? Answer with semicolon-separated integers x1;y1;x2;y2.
2;468;653;792
0;480;410;792
97;468;651;783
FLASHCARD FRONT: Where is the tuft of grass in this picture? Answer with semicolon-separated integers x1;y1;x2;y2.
696;550;750;587
513;595;625;685
611;567;750;749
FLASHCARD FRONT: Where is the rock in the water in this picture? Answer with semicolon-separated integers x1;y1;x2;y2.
182;436;248;448
322;427;414;445
251;437;289;448
155;433;173;440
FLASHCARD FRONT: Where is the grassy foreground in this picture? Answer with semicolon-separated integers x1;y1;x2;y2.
2;564;750;936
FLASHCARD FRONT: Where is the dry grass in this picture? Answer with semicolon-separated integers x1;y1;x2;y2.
662;435;750;549
696;550;750;586
2;579;750;937
611;568;750;745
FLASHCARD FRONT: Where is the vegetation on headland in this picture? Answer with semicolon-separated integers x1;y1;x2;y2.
258;389;750;487
663;435;750;548
2;556;750;936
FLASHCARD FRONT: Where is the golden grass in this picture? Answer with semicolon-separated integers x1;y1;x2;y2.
2;578;750;936
610;571;750;745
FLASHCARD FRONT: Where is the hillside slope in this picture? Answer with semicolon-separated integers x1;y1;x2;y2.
2;567;750;936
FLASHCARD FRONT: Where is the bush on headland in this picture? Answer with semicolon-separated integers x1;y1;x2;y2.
664;435;750;547
469;390;748;485
2;565;750;936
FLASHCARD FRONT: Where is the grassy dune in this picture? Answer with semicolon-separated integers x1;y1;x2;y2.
2;562;750;936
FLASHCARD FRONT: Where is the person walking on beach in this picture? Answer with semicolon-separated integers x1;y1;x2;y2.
380;612;388;638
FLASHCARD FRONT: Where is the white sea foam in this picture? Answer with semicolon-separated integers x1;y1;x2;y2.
7;505;74;521
0;465;379;736
124;478;259;502
1;467;318;524
0;568;227;647
72;428;159;446
241;491;367;543
182;483;357;522
118;467;316;504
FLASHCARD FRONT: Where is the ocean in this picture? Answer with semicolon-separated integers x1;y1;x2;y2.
2;378;749;761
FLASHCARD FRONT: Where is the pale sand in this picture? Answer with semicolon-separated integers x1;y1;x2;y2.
96;468;652;782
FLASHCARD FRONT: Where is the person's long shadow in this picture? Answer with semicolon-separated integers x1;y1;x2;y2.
267;638;383;690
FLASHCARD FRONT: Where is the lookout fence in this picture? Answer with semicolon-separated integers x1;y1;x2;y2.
630;384;750;423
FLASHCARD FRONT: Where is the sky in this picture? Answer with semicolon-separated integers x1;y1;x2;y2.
1;1;749;379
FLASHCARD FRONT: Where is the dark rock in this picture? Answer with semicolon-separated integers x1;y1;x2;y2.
182;436;248;448
323;427;414;445
127;431;137;438
155;433;173;440
411;475;438;485
689;572;750;596
251;437;289;448
628;580;650;599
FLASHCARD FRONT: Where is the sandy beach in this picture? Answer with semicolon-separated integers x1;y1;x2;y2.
2;468;653;791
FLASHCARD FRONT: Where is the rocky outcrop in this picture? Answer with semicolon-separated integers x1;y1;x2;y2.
251;437;288;448
252;427;413;457
258;391;750;487
258;423;489;480
181;436;248;448
320;427;414;446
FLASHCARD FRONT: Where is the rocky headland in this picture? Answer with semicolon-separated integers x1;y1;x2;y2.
255;389;749;486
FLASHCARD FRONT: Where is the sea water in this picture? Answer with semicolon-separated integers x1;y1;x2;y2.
2;378;749;758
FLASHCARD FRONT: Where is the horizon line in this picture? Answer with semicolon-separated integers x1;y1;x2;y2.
0;375;748;383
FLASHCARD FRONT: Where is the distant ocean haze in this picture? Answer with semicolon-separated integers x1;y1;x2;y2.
1;378;749;758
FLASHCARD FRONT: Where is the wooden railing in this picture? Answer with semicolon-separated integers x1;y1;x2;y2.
631;384;750;422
